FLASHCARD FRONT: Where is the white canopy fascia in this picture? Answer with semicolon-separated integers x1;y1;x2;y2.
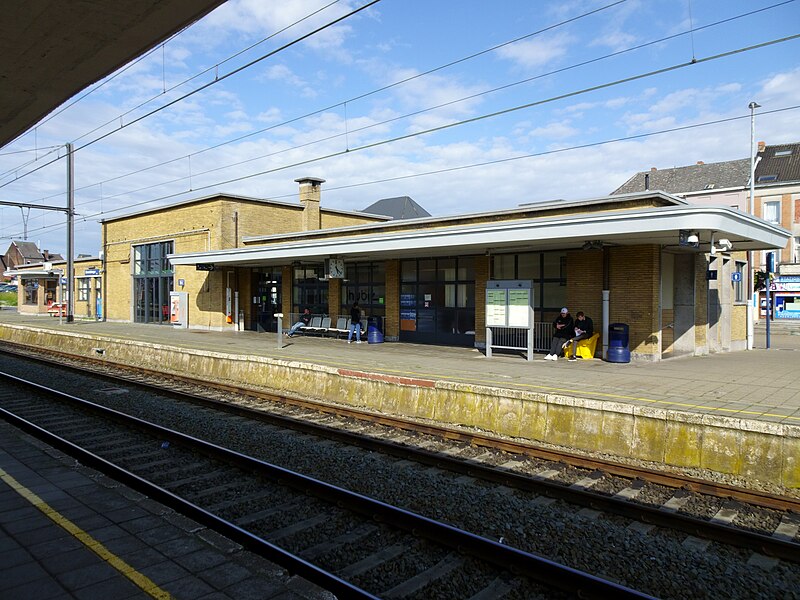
4;269;62;278
168;205;790;267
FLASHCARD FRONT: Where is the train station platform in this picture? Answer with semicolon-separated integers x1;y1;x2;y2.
0;421;328;599
0;310;798;490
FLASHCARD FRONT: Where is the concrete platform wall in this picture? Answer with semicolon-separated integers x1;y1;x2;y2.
1;323;797;489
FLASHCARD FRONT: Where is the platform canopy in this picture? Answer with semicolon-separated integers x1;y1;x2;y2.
0;0;227;147
168;192;792;268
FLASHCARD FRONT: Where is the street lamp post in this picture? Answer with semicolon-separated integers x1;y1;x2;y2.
747;101;760;350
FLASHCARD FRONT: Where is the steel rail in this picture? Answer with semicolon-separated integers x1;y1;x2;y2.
0;370;654;600
3;342;795;514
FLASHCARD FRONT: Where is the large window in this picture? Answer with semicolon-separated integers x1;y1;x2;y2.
400;257;475;346
133;241;174;323
491;251;567;312
293;264;328;314
341;261;385;318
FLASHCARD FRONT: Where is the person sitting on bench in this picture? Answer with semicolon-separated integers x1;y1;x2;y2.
545;307;573;361
567;311;594;361
286;308;311;337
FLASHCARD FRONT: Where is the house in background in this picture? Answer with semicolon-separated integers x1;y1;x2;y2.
611;141;800;319
2;241;64;276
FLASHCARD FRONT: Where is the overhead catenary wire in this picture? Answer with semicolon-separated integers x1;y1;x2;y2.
9;0;793;206
60;34;800;212
3;31;800;242
6;0;631;200
0;0;381;189
9;103;797;243
68;0;343;147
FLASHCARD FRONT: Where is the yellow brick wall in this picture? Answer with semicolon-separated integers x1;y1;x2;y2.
566;250;604;322
328;277;342;320
385;260;400;340
608;245;660;357
694;254;709;350
103;196;370;327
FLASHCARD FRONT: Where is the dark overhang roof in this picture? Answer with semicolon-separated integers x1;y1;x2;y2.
1;0;226;147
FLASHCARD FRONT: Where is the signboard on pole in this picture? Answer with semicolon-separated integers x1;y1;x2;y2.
485;280;535;361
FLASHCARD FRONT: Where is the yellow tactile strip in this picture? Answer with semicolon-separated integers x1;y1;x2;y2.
0;467;173;600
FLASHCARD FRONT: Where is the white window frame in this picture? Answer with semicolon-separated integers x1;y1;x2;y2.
762;199;780;223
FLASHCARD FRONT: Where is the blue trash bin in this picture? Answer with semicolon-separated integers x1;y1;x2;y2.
607;323;630;363
367;316;384;344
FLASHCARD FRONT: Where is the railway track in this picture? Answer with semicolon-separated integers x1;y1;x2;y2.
1;344;799;597
0;369;649;599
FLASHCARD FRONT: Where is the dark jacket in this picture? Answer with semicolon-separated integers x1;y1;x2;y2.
574;316;593;337
350;306;361;324
552;314;573;338
299;312;311;326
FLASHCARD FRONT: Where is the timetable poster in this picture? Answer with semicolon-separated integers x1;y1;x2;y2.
486;289;507;326
507;289;531;327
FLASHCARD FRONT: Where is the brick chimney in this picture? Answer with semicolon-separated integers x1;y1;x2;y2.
696;161;704;165
650;167;657;171
295;177;325;231
757;140;766;153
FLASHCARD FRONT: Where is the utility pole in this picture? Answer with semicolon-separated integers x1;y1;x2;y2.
66;143;75;323
747;101;760;350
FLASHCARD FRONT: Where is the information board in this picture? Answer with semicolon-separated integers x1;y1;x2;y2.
485;289;507;326
508;289;531;327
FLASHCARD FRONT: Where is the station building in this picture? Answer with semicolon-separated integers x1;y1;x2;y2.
5;256;103;319
96;177;789;361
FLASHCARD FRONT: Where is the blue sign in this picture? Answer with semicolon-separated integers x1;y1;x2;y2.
84;268;100;276
731;272;742;282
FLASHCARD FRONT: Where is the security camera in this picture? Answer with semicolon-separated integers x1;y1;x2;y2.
718;238;733;251
687;234;699;245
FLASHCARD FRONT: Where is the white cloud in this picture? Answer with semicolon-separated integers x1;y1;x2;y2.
496;34;573;70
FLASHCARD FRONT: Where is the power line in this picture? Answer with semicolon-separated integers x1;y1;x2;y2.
69;0;343;147
5;29;800;241
14;104;797;243
2;0;628;200
68;34;800;212
0;0;381;190
11;0;791;205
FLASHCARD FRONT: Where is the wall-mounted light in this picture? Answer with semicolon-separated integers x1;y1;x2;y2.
581;240;603;251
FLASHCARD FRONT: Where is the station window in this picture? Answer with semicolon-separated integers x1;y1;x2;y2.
78;278;90;301
491;251;567;312
24;281;38;305
133;241;174;324
400;257;475;346
340;261;385;318
293;264;328;315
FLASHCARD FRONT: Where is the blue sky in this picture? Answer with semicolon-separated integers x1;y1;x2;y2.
1;0;799;257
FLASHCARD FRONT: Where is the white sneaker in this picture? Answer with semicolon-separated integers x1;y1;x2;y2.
347;340;352;344
544;354;553;360
356;340;362;344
